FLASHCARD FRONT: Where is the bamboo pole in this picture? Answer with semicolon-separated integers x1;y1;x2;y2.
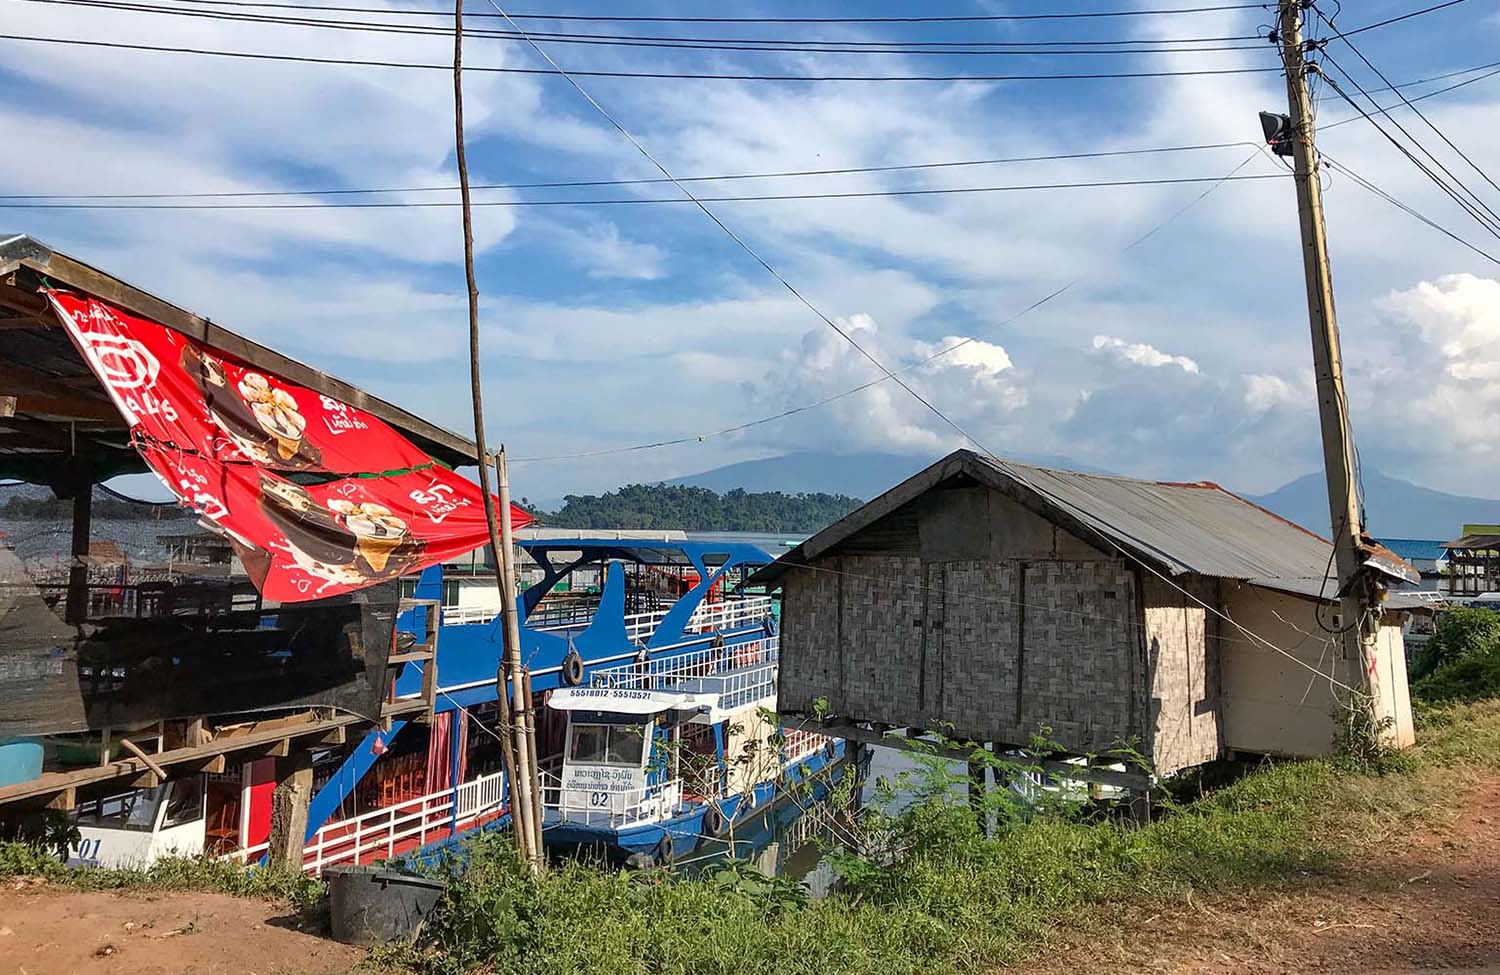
498;449;542;870
453;0;539;872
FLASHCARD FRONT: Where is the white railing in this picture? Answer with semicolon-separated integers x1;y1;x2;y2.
442;604;499;626
590;637;779;712
221;770;508;875
440;594;774;641
456;769;507;820
783;728;835;765
540;771;684;830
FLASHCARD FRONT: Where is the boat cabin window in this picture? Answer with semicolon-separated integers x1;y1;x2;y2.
568;723;647;767
75;785;166;831
161;779;204;827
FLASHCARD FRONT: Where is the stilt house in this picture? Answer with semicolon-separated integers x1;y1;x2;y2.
757;450;1421;777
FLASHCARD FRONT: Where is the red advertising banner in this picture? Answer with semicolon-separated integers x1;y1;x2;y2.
48;291;532;603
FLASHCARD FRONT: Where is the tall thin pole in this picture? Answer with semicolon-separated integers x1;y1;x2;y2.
1278;1;1381;712
497;447;542;869
453;0;540;871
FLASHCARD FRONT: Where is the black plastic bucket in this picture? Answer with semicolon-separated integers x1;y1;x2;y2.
324;865;447;947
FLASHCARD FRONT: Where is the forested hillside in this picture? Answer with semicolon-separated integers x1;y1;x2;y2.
543;484;861;532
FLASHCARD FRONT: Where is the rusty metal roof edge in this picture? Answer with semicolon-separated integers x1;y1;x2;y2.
4;233;480;466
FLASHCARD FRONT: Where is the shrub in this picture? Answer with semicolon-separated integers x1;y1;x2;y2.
1412;607;1500;680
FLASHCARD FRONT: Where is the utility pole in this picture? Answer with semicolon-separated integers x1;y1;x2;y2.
1277;0;1382;715
454;0;542;872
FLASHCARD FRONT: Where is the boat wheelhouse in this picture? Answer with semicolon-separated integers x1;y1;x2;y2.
541;639;844;864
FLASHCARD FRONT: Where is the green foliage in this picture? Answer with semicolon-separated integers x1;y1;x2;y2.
1412;608;1500;703
1412;607;1500;680
0;809;80;860
0;844;324;910
1330;698;1416;775
543;484;862;533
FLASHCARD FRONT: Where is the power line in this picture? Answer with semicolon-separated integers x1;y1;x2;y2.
0;32;1284;80
1322;152;1500;267
1340;0;1469;36
0;141;1263;201
71;0;1272;24
0;174;1290;210
511;149;1271;465
1320;59;1500;131
1318;56;1500;240
1315;5;1500;210
8;56;1499;204
15;0;1271;55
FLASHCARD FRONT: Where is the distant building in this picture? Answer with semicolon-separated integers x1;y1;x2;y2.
1443;524;1500;597
757;450;1423;777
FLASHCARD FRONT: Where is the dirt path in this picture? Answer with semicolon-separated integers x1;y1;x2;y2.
1035;775;1500;974
0;882;363;975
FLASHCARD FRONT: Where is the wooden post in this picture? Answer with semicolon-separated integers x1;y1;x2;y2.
66;468;91;625
497;449;542;869
1278;0;1382;715
266;749;313;871
453;0;541;874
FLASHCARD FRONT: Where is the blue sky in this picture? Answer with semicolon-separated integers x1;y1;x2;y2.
3;0;1499;506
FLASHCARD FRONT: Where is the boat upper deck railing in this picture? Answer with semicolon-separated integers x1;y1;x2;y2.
588;636;779;713
440;593;775;643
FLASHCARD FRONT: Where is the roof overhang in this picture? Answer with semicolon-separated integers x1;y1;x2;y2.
0;233;480;483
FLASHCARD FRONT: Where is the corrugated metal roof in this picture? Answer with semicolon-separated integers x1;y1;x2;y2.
1377;538;1448;563
972;454;1344;585
1445;534;1500;551
753;450;1418;600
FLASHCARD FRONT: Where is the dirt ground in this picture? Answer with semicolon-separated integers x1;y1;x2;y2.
4;776;1500;975
1035;775;1500;975
0;884;362;975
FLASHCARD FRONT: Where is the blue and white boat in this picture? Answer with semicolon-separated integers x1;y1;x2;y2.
540;632;845;864
197;537;843;872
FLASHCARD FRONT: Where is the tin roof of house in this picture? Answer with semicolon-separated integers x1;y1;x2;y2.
753;449;1420;604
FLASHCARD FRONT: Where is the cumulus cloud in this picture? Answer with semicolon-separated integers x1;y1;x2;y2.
744;314;1027;455
1360;274;1500;467
1091;335;1201;374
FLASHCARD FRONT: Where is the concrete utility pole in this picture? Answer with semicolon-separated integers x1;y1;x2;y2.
1277;0;1382;711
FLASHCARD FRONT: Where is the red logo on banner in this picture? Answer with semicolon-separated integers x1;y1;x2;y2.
49;292;532;603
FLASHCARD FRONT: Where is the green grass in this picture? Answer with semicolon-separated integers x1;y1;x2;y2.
376;699;1500;975
0;842;324;911
8;698;1499;975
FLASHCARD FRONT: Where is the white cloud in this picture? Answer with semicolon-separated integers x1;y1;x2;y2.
1091;335;1201;374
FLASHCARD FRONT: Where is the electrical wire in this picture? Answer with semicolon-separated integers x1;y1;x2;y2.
0;173;1289;210
1321;152;1500;267
0;32;1286;81
1315;5;1500;207
0;140;1262;201
67;0;1273;24
12;0;1273;56
1318;61;1500;240
510;147;1271;465
7;57;1500;204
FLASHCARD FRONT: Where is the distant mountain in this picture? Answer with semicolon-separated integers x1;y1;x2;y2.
668;450;1108;500
1247;468;1500;541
